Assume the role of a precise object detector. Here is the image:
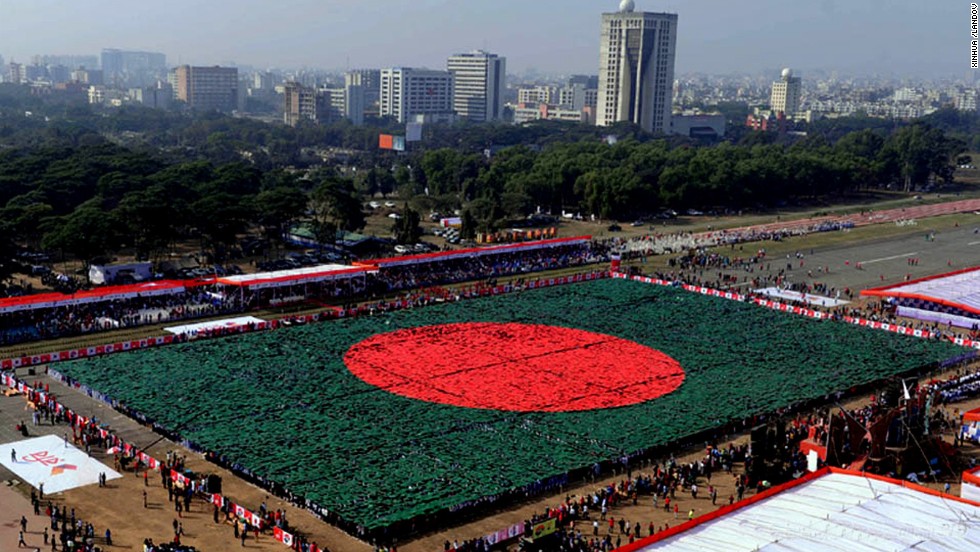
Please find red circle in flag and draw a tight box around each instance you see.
[344,322,685,412]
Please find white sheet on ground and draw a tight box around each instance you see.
[164,315,266,335]
[754,287,849,307]
[0,435,121,493]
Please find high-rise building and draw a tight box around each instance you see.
[174,65,238,112]
[101,49,167,87]
[283,81,321,126]
[380,68,454,124]
[344,69,380,126]
[321,87,346,122]
[596,1,677,133]
[770,68,801,117]
[446,50,506,122]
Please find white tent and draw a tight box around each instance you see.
[626,469,980,552]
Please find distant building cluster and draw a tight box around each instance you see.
[1,0,972,134]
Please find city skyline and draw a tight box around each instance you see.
[0,0,964,78]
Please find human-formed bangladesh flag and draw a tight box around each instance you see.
[55,278,963,530]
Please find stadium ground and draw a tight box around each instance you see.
[2,205,980,551]
[626,217,980,295]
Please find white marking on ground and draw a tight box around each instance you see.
[859,252,918,265]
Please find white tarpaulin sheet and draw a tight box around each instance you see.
[164,315,266,335]
[0,435,121,494]
[754,287,849,307]
[637,471,980,552]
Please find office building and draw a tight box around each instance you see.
[446,50,506,122]
[513,103,589,124]
[321,87,346,122]
[101,49,166,87]
[596,0,678,133]
[770,68,801,117]
[129,82,173,109]
[35,55,98,70]
[283,81,322,126]
[380,68,454,123]
[518,86,556,105]
[71,68,104,86]
[669,112,726,139]
[174,65,238,112]
[344,69,381,125]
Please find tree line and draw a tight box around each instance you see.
[0,83,967,279]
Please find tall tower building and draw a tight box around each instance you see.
[446,50,506,122]
[174,65,238,112]
[770,68,801,117]
[380,68,454,124]
[596,0,677,133]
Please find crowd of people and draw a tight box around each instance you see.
[19,493,112,552]
[0,243,602,348]
[0,290,235,346]
[447,432,813,552]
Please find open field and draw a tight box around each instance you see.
[52,277,962,535]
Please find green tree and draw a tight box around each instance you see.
[391,204,423,244]
[310,177,365,246]
[41,203,121,270]
[253,186,309,251]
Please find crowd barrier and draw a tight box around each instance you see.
[611,272,980,349]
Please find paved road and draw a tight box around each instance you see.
[705,224,980,299]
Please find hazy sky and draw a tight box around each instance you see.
[0,0,965,78]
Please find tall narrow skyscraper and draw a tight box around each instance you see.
[596,1,677,133]
[446,51,506,123]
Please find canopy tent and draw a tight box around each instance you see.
[620,468,980,552]
[358,236,592,269]
[0,280,199,314]
[963,466,980,503]
[962,407,980,444]
[214,264,375,290]
[862,266,980,318]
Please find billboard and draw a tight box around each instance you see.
[393,136,406,151]
[378,134,394,150]
[406,122,423,142]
